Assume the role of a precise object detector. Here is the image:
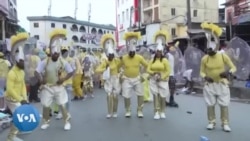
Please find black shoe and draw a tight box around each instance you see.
[33,98,41,103]
[169,101,179,107]
[79,96,84,100]
[72,96,79,101]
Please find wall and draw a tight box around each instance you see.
[116,0,134,46]
[159,0,219,24]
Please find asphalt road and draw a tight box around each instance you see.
[0,89,250,141]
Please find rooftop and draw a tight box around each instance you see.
[27,16,116,30]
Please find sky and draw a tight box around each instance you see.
[17,0,116,31]
[17,0,225,32]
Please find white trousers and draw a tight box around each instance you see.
[104,75,121,95]
[203,82,230,106]
[40,85,68,107]
[122,76,143,98]
[5,100,21,113]
[149,79,170,99]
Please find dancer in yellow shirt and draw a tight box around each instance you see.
[120,32,148,118]
[147,31,171,119]
[0,52,10,90]
[27,48,41,102]
[96,34,121,118]
[70,49,84,100]
[5,32,29,141]
[200,22,236,132]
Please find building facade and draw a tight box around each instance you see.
[0,0,18,41]
[27,16,116,46]
[223,0,250,25]
[116,0,140,47]
[141,0,219,40]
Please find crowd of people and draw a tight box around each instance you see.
[0,22,237,141]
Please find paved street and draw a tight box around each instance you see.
[1,89,250,141]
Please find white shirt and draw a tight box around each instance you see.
[36,59,73,74]
[167,53,175,76]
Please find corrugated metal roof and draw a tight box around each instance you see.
[27,16,116,30]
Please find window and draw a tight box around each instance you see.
[171,28,176,36]
[33,23,39,28]
[34,35,39,40]
[117,0,119,7]
[63,24,67,29]
[171,8,175,16]
[193,10,197,17]
[126,9,129,20]
[111,32,114,34]
[154,0,158,5]
[51,23,55,28]
[122,11,125,23]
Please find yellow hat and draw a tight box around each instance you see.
[61,46,69,51]
[0,52,4,57]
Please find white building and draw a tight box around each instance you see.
[116,0,140,47]
[27,16,116,46]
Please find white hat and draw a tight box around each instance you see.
[15,46,24,62]
[107,44,114,54]
[51,45,60,54]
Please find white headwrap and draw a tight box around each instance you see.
[107,44,115,54]
[51,45,60,54]
[15,46,24,62]
[209,42,216,50]
[156,42,164,51]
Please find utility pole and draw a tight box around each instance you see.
[74,0,78,19]
[138,0,141,30]
[48,0,52,16]
[186,0,192,28]
[88,3,91,44]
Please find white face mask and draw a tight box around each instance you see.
[15,46,24,62]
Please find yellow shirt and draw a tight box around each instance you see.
[28,55,41,77]
[96,58,121,75]
[147,58,171,80]
[5,66,27,102]
[0,59,9,78]
[200,53,236,82]
[62,57,73,85]
[121,54,148,78]
[74,58,83,75]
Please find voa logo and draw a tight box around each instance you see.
[16,114,37,123]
